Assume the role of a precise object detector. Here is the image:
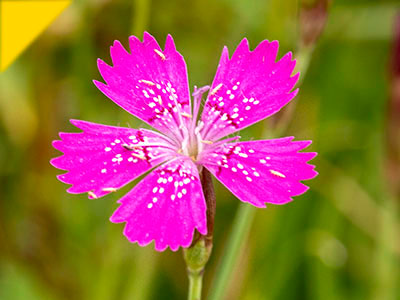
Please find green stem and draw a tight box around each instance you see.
[208,204,256,300]
[188,270,203,300]
[184,169,215,300]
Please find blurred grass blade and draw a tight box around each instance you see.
[208,204,255,300]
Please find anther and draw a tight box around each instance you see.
[181,112,192,119]
[270,170,286,178]
[102,187,118,192]
[154,49,166,60]
[88,191,98,199]
[139,79,155,86]
[210,83,223,95]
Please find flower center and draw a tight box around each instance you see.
[180,86,210,161]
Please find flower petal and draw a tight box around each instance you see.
[94,33,191,142]
[200,39,299,141]
[199,138,317,206]
[110,158,207,251]
[51,120,176,199]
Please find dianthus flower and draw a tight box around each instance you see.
[51,33,317,251]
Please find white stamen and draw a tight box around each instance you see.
[270,170,286,178]
[88,191,97,199]
[181,112,192,119]
[154,49,166,60]
[139,79,155,86]
[210,83,223,95]
[201,140,213,144]
[131,153,146,160]
[102,187,117,192]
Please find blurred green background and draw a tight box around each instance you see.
[1,0,400,299]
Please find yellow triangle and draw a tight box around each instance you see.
[0,0,71,71]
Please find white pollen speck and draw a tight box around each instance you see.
[245,106,251,110]
[157,178,163,184]
[237,163,244,169]
[111,143,115,146]
[233,107,239,112]
[168,176,173,182]
[171,194,176,201]
[248,149,255,153]
[243,170,249,175]
[231,113,239,119]
[266,156,271,160]
[153,197,158,203]
[174,181,179,188]
[178,192,183,198]
[229,94,235,99]
[232,167,237,172]
[147,203,153,209]
[182,188,187,195]
[246,176,253,182]
[243,98,249,103]
[101,169,107,173]
[149,102,156,108]
[162,179,167,184]
[249,98,254,103]
[153,187,158,193]
[239,153,248,158]
[232,85,238,90]
[115,139,121,143]
[105,147,111,152]
[112,158,117,162]
[253,171,260,177]
[260,159,266,164]
[253,100,260,105]
[227,90,231,94]
[159,187,165,194]
[179,182,184,187]
[183,178,190,184]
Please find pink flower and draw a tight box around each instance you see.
[51,33,317,251]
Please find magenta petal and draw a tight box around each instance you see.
[51,120,176,199]
[200,138,317,206]
[94,33,191,142]
[110,158,207,251]
[200,39,299,141]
